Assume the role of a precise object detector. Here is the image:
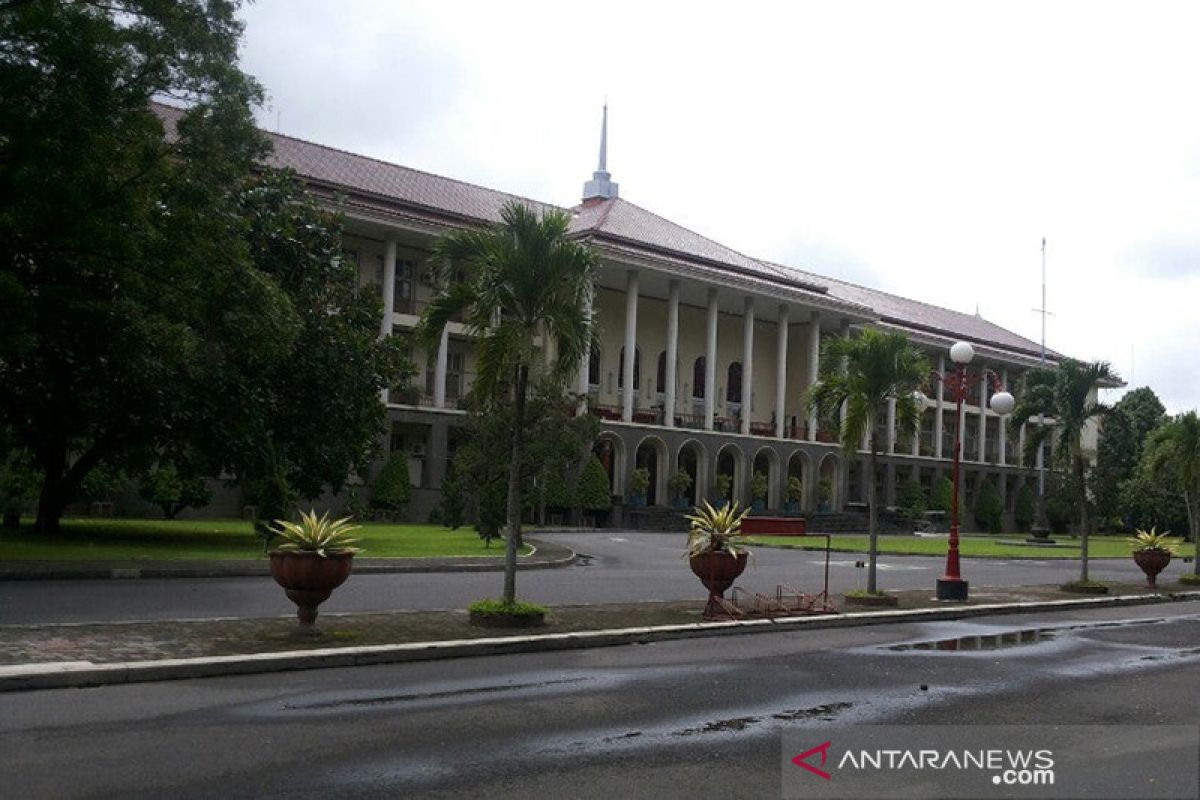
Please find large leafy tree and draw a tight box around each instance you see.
[806,329,928,593]
[418,202,596,604]
[0,2,406,533]
[1,1,266,532]
[1009,359,1115,583]
[1141,411,1200,578]
[1091,387,1166,527]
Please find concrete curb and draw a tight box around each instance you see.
[0,539,576,581]
[2,590,1197,693]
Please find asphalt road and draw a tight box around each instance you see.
[0,531,1171,625]
[2,600,1198,799]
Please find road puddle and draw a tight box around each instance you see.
[888,628,1057,651]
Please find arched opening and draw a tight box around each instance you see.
[751,447,780,510]
[633,436,668,506]
[587,343,601,389]
[618,347,641,390]
[592,433,625,500]
[692,356,706,399]
[726,362,743,404]
[817,453,841,512]
[786,450,810,511]
[714,443,746,505]
[677,440,706,507]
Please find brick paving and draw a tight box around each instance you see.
[1,581,1187,667]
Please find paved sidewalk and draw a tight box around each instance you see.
[0,538,575,580]
[2,581,1192,667]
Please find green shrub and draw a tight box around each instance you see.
[1046,492,1074,534]
[139,463,212,520]
[930,477,953,513]
[786,476,804,504]
[896,479,926,522]
[714,473,733,501]
[1014,485,1036,532]
[668,468,693,499]
[973,480,1003,533]
[371,452,412,513]
[750,471,769,502]
[630,466,651,496]
[543,459,573,509]
[441,460,465,529]
[577,456,612,511]
[468,598,546,617]
[475,477,507,546]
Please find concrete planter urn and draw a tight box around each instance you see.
[270,551,354,628]
[688,551,749,598]
[1133,550,1171,587]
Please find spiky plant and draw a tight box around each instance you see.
[1010,359,1115,583]
[269,509,361,556]
[417,202,597,604]
[1126,527,1181,554]
[684,500,752,558]
[805,329,929,593]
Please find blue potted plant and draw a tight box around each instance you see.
[784,476,803,513]
[629,467,650,507]
[669,468,693,509]
[750,471,768,513]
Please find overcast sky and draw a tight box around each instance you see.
[238,0,1199,413]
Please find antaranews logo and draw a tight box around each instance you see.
[791,740,1054,785]
[791,741,833,780]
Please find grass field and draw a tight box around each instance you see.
[744,533,1187,560]
[0,518,529,561]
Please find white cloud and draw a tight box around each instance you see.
[238,0,1200,412]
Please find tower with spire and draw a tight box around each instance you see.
[582,103,618,201]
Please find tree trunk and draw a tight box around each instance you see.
[1186,488,1199,578]
[503,364,529,604]
[33,438,113,535]
[867,441,879,594]
[1075,451,1090,583]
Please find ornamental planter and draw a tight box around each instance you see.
[689,551,748,598]
[1133,550,1172,587]
[269,551,354,629]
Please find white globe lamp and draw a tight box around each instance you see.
[949,341,974,365]
[990,391,1015,416]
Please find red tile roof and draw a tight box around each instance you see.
[152,101,1057,361]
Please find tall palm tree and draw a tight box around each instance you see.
[1143,410,1200,578]
[806,329,928,594]
[1009,359,1114,583]
[418,202,597,603]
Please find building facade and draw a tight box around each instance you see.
[226,106,1094,527]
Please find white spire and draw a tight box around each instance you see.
[583,103,618,201]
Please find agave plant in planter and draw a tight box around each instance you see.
[268,510,362,629]
[1128,527,1181,587]
[685,501,751,615]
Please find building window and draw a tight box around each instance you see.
[618,347,640,391]
[588,343,601,388]
[692,357,706,399]
[656,351,668,395]
[389,423,405,453]
[726,362,743,404]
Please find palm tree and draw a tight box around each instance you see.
[806,329,928,594]
[1009,359,1114,583]
[417,202,597,604]
[1142,411,1200,578]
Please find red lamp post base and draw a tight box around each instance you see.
[936,577,969,602]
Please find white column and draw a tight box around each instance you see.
[998,369,1009,465]
[1018,423,1027,467]
[886,397,897,454]
[740,296,755,435]
[664,280,680,428]
[774,304,789,438]
[807,314,821,441]
[934,354,945,459]
[977,370,988,462]
[576,282,594,414]
[379,238,397,403]
[380,238,396,338]
[911,405,921,457]
[705,288,718,431]
[839,319,851,435]
[622,270,639,423]
[433,325,449,408]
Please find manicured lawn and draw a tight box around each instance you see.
[745,533,1159,560]
[0,518,529,561]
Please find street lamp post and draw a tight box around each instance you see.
[930,341,1014,602]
